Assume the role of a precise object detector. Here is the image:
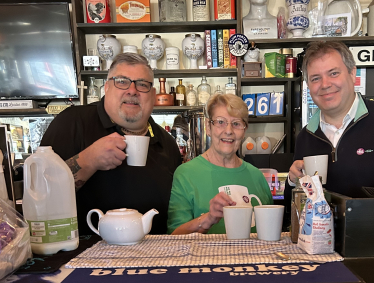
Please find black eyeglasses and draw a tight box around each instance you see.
[108,76,153,93]
[210,117,247,130]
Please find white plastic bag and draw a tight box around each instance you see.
[298,175,334,254]
[0,198,32,280]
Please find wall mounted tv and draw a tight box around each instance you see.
[0,3,78,100]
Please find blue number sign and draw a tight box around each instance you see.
[242,93,256,116]
[269,91,284,116]
[256,92,270,116]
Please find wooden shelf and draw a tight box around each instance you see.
[0,108,48,116]
[248,116,287,123]
[252,36,374,49]
[152,106,203,114]
[76,20,237,34]
[80,69,237,78]
[241,77,300,86]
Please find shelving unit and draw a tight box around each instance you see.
[69,0,371,171]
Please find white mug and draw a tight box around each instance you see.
[125,135,150,166]
[254,205,284,241]
[303,154,328,184]
[223,206,252,240]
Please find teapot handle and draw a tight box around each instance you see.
[87,209,104,236]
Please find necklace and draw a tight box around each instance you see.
[205,151,241,168]
[121,123,149,136]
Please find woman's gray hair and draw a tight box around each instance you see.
[302,41,356,82]
[205,93,248,128]
[107,53,153,79]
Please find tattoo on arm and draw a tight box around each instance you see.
[66,154,86,189]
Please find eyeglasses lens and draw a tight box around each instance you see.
[114,78,151,92]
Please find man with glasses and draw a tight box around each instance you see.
[41,53,181,235]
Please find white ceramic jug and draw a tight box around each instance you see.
[142,34,165,70]
[182,34,204,69]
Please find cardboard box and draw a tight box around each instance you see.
[325,190,374,257]
[116,0,150,23]
[264,52,286,78]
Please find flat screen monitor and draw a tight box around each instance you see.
[0,3,78,100]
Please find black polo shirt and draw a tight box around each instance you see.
[40,97,181,235]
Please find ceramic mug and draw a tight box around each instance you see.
[223,206,252,240]
[254,205,284,241]
[303,154,328,184]
[125,135,150,166]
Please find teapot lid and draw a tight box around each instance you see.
[106,208,139,215]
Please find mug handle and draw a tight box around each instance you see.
[248,194,262,227]
[86,209,104,236]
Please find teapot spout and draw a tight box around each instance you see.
[142,209,159,235]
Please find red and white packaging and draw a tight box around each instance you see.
[86,0,111,23]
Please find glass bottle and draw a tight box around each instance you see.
[158,0,187,22]
[197,76,211,105]
[175,127,187,160]
[290,180,307,243]
[184,138,194,163]
[176,79,186,106]
[100,79,107,99]
[193,0,210,21]
[87,77,99,104]
[186,84,197,106]
[214,85,224,95]
[225,77,236,95]
[155,78,174,106]
[170,86,176,106]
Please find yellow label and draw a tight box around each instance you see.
[46,105,71,115]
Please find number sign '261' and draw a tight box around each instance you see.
[242,92,284,117]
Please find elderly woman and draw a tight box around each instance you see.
[167,93,273,235]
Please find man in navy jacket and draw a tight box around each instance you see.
[284,41,374,224]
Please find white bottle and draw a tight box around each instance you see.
[256,136,272,154]
[242,137,257,156]
[23,146,79,255]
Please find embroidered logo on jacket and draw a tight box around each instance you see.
[357,148,374,155]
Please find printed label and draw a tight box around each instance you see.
[119,1,146,20]
[28,217,78,244]
[176,93,184,101]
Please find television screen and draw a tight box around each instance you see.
[0,3,78,100]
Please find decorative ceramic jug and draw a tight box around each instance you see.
[142,34,165,70]
[97,34,121,70]
[244,41,260,62]
[286,0,310,38]
[182,34,204,69]
[87,208,159,245]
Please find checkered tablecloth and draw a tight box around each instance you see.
[65,233,343,269]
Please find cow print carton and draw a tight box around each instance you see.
[298,175,334,255]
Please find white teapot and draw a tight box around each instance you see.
[87,208,158,245]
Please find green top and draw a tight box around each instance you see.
[167,155,273,234]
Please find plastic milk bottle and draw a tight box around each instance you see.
[242,137,257,156]
[256,136,271,154]
[23,146,79,255]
